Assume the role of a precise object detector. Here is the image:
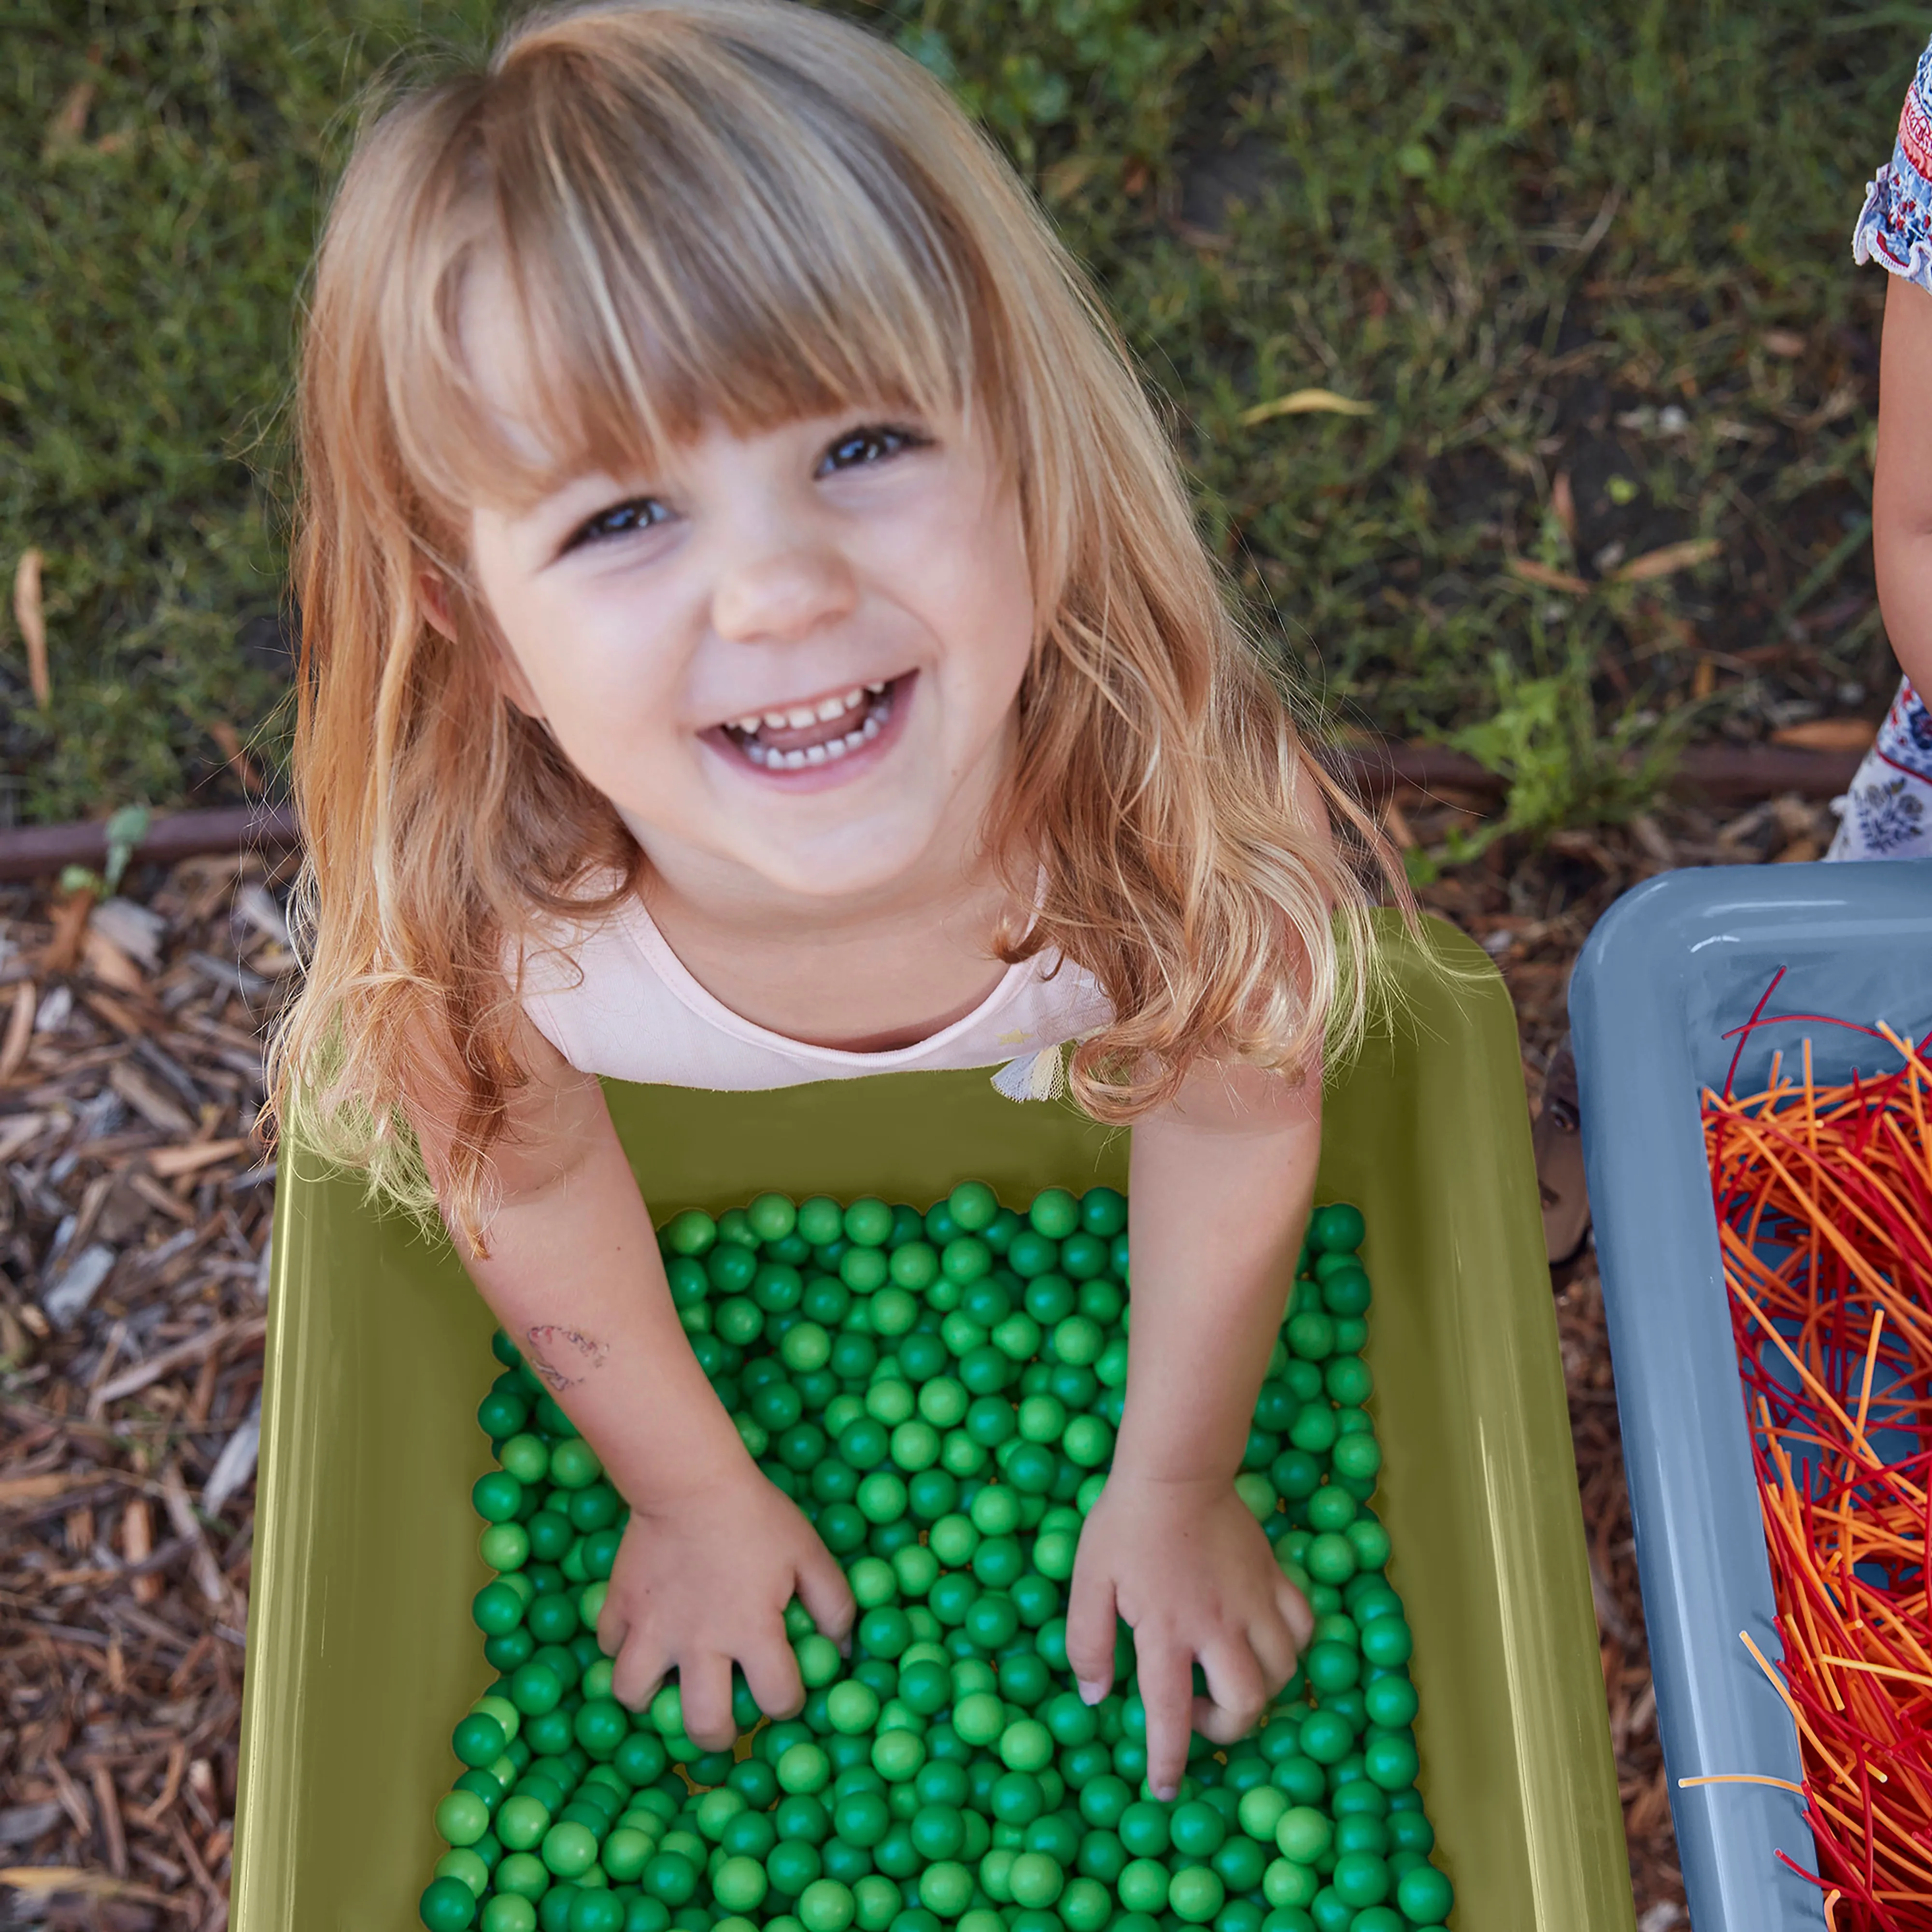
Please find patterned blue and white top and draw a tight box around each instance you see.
[1832,33,1932,861]
[1854,33,1932,295]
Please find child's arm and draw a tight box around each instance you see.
[1063,1051,1319,1800]
[1875,276,1932,698]
[416,1011,854,1747]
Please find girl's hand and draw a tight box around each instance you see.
[1065,1473,1313,1800]
[596,1462,855,1749]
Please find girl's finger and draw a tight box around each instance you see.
[611,1634,669,1714]
[742,1626,808,1725]
[1248,1607,1303,1695]
[596,1598,631,1662]
[1193,1636,1269,1744]
[1134,1635,1195,1802]
[678,1650,738,1752]
[1278,1574,1315,1651]
[1062,1563,1119,1705]
[796,1537,858,1648]
[1190,1694,1257,1746]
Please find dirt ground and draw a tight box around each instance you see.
[0,788,1847,1929]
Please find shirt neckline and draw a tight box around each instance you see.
[613,894,1038,1066]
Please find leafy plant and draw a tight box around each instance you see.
[58,802,153,900]
[1421,647,1685,874]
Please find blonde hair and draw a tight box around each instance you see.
[269,0,1410,1247]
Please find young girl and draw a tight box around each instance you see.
[271,0,1401,1804]
[1832,31,1932,859]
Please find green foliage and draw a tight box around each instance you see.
[1437,644,1683,869]
[0,0,1915,832]
[1,0,377,823]
[58,803,153,900]
[885,0,1207,170]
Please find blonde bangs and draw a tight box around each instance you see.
[379,1,1005,532]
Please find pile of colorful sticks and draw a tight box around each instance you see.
[1703,983,1932,1931]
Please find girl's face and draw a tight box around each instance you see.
[457,267,1037,909]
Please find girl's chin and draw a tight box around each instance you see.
[683,785,944,898]
[734,826,943,903]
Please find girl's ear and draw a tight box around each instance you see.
[417,568,548,722]
[418,568,458,641]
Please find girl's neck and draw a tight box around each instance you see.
[635,844,1029,1054]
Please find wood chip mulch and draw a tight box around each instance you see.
[0,852,297,1932]
[0,789,1849,1930]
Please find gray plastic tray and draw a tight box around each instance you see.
[1569,859,1932,1931]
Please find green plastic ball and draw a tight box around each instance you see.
[1329,1850,1390,1908]
[452,1716,510,1770]
[1007,1851,1065,1908]
[1396,1862,1453,1923]
[435,1790,491,1848]
[1169,1802,1225,1860]
[844,1198,895,1248]
[662,1208,718,1255]
[639,1849,698,1904]
[1362,1732,1421,1792]
[1117,1859,1170,1913]
[1167,1866,1225,1924]
[1307,1203,1364,1253]
[1263,1858,1319,1911]
[947,1181,999,1232]
[1027,1189,1080,1240]
[420,1875,479,1930]
[915,1860,973,1917]
[997,1719,1053,1773]
[539,1822,598,1879]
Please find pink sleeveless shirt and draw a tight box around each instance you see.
[519,892,1115,1103]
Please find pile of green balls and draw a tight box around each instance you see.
[419,1183,1456,1932]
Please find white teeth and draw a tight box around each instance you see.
[734,685,892,770]
[734,688,873,737]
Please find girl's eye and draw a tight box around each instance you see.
[566,496,670,551]
[819,424,927,475]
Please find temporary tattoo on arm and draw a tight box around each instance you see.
[525,1324,609,1392]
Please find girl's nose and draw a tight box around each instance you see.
[710,537,858,646]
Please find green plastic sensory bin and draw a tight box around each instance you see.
[231,918,1632,1931]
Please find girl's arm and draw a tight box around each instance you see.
[414,1011,853,1747]
[1875,276,1932,697]
[1063,1051,1319,1800]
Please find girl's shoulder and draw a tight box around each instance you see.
[1853,32,1932,292]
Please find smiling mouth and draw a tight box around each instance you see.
[718,676,907,771]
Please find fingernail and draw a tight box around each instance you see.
[1155,1783,1178,1803]
[1077,1678,1106,1705]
